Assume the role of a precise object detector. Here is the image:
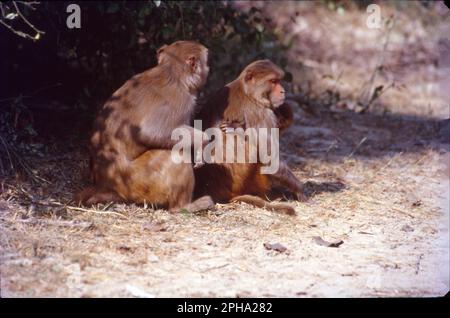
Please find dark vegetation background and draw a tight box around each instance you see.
[0,0,288,178]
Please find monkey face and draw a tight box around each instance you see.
[184,49,209,90]
[266,77,285,108]
[241,60,285,109]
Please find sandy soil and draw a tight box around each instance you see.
[0,1,449,297]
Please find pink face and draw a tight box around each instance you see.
[268,78,285,108]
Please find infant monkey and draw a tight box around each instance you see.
[194,60,307,215]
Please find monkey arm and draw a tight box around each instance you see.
[219,118,246,133]
[137,124,208,150]
[269,160,307,202]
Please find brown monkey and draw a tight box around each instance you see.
[76,41,213,212]
[194,60,306,215]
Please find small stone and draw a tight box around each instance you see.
[401,225,414,232]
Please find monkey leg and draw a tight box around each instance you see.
[231,195,296,216]
[169,195,214,213]
[113,150,213,212]
[75,186,122,206]
[269,161,307,202]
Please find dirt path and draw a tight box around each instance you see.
[1,2,449,297]
[1,110,448,297]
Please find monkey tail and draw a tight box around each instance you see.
[74,186,96,205]
[230,195,296,216]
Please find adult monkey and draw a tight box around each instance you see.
[76,41,213,212]
[194,60,306,215]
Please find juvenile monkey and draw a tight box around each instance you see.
[194,60,306,215]
[76,41,213,212]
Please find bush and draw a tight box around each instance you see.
[1,1,288,110]
[0,1,288,177]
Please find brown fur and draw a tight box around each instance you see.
[76,41,213,212]
[194,60,305,215]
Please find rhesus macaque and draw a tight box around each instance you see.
[76,41,213,212]
[194,60,306,215]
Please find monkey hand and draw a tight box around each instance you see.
[220,118,245,134]
[193,161,205,169]
[193,148,205,169]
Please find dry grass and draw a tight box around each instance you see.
[1,1,449,297]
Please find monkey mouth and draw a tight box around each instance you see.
[270,99,285,109]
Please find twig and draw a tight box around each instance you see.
[332,70,343,92]
[375,151,403,173]
[15,1,40,10]
[360,197,415,219]
[0,130,51,184]
[0,95,31,104]
[12,1,45,34]
[0,151,4,174]
[9,145,51,184]
[66,205,128,219]
[0,1,44,41]
[358,14,397,111]
[9,189,127,219]
[178,3,186,39]
[31,83,62,96]
[200,263,230,273]
[0,135,14,172]
[347,136,367,159]
[0,19,37,41]
[415,254,423,274]
[391,207,415,219]
[0,83,62,104]
[101,202,114,211]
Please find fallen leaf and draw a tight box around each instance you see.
[313,236,344,248]
[126,285,155,298]
[142,221,168,232]
[263,242,288,253]
[401,224,414,232]
[358,231,374,235]
[117,245,133,253]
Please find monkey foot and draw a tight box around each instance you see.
[295,192,308,202]
[172,195,215,213]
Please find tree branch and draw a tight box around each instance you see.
[12,1,44,34]
[0,1,44,41]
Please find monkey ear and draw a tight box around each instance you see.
[244,70,254,82]
[157,44,168,63]
[186,55,197,72]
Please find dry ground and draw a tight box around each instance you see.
[1,1,449,297]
